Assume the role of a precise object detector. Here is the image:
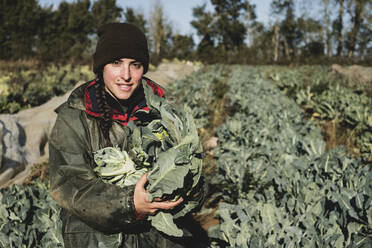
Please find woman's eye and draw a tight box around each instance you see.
[112,60,121,65]
[131,63,142,69]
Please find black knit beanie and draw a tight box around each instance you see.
[93,23,149,74]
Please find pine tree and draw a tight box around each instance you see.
[123,7,147,36]
[92,0,122,31]
[0,0,41,59]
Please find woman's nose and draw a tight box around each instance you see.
[120,64,131,82]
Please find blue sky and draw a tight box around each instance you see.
[38,0,272,36]
[118,0,272,35]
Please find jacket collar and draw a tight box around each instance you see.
[67,77,164,126]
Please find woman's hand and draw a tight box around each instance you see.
[133,174,183,219]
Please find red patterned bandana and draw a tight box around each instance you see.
[84,77,164,126]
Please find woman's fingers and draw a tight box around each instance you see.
[136,173,147,190]
[150,197,183,210]
[134,174,151,216]
[136,197,184,216]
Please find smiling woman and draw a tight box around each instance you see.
[48,23,208,248]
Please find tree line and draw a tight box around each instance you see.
[0,0,371,66]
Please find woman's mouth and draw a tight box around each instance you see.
[117,84,132,91]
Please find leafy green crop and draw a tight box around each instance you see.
[264,65,372,164]
[168,65,230,129]
[93,80,204,237]
[170,65,371,247]
[0,64,94,113]
[93,147,146,187]
[0,181,63,247]
[208,66,371,247]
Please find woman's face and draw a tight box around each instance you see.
[103,58,144,100]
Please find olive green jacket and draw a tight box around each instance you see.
[49,80,208,248]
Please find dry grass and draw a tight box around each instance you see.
[23,162,50,185]
[320,118,360,157]
[193,209,219,231]
[0,59,41,71]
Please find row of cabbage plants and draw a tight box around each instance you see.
[171,65,371,247]
[264,65,371,165]
[0,180,63,247]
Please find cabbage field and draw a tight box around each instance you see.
[0,65,371,247]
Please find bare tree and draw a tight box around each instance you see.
[245,1,257,47]
[322,0,332,56]
[272,22,280,62]
[348,0,367,58]
[149,0,172,63]
[336,0,344,56]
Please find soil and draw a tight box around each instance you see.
[193,209,220,231]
